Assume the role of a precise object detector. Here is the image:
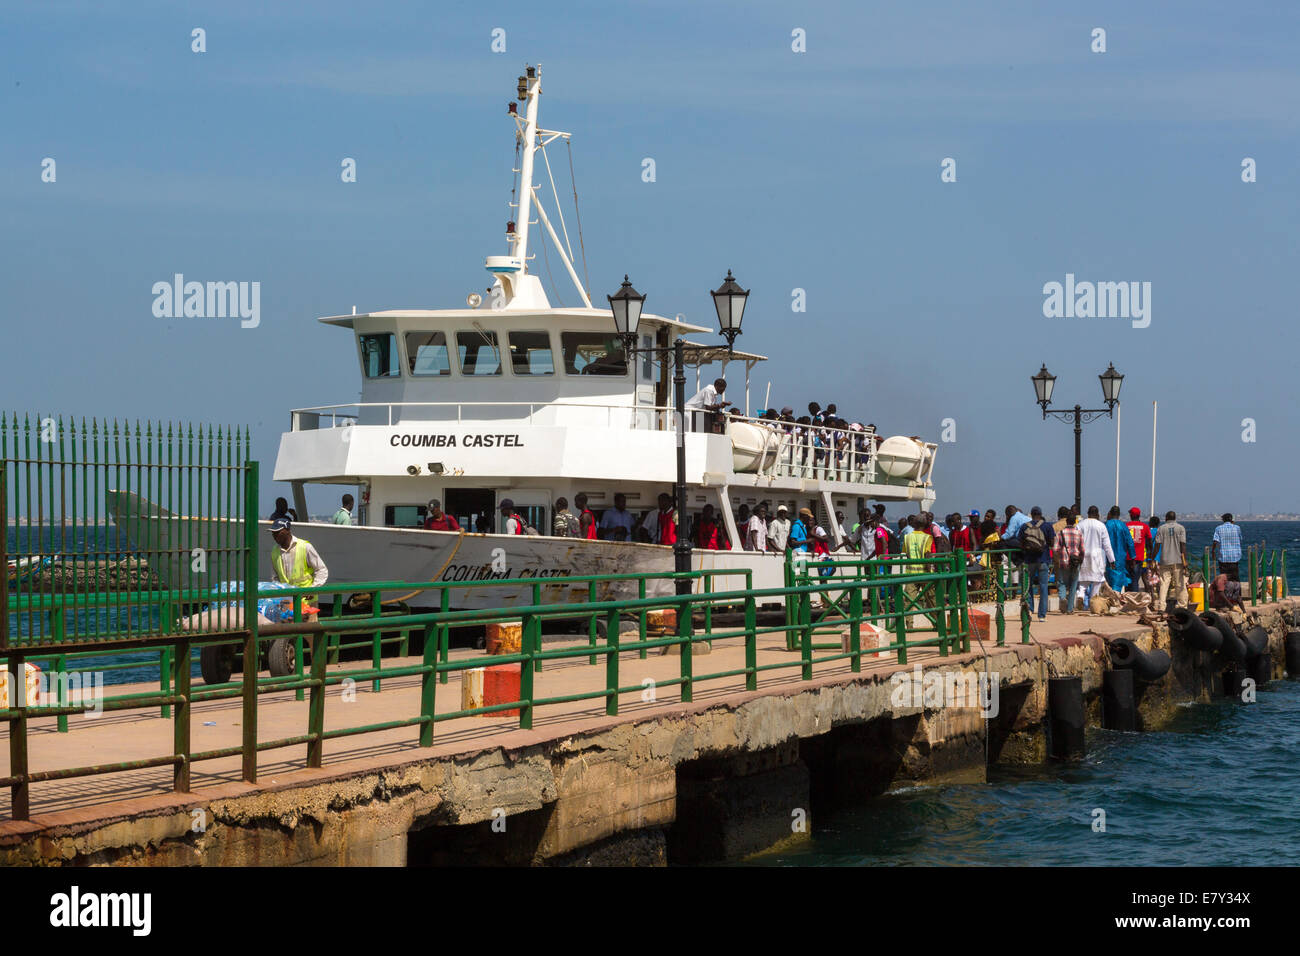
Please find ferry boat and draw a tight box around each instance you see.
[111,65,938,608]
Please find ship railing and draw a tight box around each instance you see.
[290,402,685,433]
[723,414,883,485]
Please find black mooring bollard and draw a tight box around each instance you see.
[1101,668,1137,731]
[1286,631,1300,677]
[1047,676,1086,760]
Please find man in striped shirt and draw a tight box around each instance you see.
[1212,513,1243,581]
[1054,514,1084,614]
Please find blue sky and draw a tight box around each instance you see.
[3,0,1297,515]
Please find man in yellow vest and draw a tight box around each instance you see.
[269,518,329,621]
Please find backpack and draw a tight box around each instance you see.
[1019,520,1047,558]
[932,532,952,553]
[553,511,579,537]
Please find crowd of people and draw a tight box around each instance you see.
[683,380,885,477]
[539,490,1246,620]
[289,492,1248,623]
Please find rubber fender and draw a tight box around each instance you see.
[1249,650,1271,687]
[1101,668,1137,731]
[1199,610,1238,648]
[1109,637,1172,682]
[1242,625,1269,660]
[1284,631,1300,677]
[1217,626,1247,663]
[1171,608,1222,652]
[1047,676,1086,760]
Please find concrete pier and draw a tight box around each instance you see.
[1,598,1295,866]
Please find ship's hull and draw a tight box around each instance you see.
[105,490,786,609]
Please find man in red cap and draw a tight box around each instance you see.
[1124,506,1153,593]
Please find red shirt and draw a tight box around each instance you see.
[580,509,597,540]
[423,514,460,532]
[696,520,720,550]
[658,508,678,546]
[1126,520,1152,561]
[949,526,974,551]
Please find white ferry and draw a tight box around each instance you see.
[113,66,938,608]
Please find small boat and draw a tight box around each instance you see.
[5,555,52,590]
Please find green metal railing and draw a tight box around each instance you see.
[1,552,966,820]
[1197,545,1288,607]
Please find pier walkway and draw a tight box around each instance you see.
[1,604,1149,822]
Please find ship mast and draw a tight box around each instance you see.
[485,65,591,310]
[512,66,541,275]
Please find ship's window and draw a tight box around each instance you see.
[640,334,653,379]
[507,331,555,376]
[359,333,400,378]
[405,331,451,376]
[456,330,503,376]
[384,504,426,528]
[561,332,628,376]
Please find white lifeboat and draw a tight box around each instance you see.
[875,436,931,482]
[730,421,782,473]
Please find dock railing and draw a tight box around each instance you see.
[2,555,968,821]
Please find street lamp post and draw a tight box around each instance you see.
[1032,363,1124,514]
[609,272,749,595]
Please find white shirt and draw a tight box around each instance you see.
[852,522,876,557]
[1078,517,1116,583]
[745,515,768,552]
[686,383,720,410]
[768,516,791,551]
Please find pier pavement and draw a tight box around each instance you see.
[2,599,1293,865]
[2,604,1149,819]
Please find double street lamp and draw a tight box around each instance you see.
[1032,362,1124,514]
[609,271,750,594]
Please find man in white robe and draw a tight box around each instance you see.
[1077,506,1115,610]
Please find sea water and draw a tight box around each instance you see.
[741,520,1300,867]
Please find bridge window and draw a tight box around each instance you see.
[406,331,451,376]
[508,330,555,376]
[359,333,400,378]
[456,330,503,376]
[561,332,627,376]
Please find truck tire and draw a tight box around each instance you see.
[200,644,235,685]
[267,637,296,677]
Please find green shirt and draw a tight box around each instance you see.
[331,508,352,525]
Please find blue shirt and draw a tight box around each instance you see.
[1213,522,1242,563]
[1107,518,1135,562]
[1001,511,1029,541]
[788,519,809,552]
